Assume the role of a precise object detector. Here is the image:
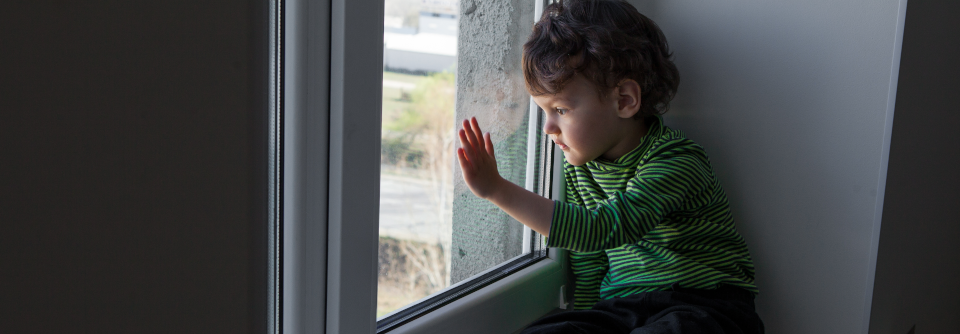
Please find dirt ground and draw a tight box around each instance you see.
[377,236,449,318]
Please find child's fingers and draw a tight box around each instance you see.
[464,118,485,160]
[456,147,471,172]
[484,132,496,157]
[469,117,485,154]
[458,129,474,161]
[462,119,479,149]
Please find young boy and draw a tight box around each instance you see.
[456,0,763,333]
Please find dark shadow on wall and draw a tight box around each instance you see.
[869,1,960,333]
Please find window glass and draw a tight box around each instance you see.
[449,0,538,282]
[377,0,540,319]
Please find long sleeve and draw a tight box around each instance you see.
[547,118,758,308]
[547,137,713,252]
[559,162,609,309]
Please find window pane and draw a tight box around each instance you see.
[450,0,538,282]
[377,0,538,319]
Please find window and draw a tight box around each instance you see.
[281,0,568,333]
[377,0,545,319]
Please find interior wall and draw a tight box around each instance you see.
[0,1,270,332]
[626,1,904,333]
[869,1,960,333]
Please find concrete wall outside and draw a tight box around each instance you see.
[628,1,903,333]
[869,1,960,333]
[450,0,536,283]
[0,1,270,332]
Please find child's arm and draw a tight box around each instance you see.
[456,117,555,236]
[550,137,713,252]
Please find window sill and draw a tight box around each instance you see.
[389,250,566,334]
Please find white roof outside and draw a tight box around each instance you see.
[384,32,457,57]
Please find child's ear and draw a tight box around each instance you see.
[615,79,641,119]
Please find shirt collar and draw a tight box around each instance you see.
[587,115,664,171]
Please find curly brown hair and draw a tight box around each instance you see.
[522,0,680,118]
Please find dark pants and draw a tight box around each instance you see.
[521,285,764,334]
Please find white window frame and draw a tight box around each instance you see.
[280,0,569,333]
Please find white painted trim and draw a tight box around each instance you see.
[523,99,540,254]
[522,0,549,256]
[282,0,331,333]
[389,258,566,334]
[860,0,908,333]
[268,0,281,332]
[327,0,384,332]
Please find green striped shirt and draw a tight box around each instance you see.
[548,116,758,309]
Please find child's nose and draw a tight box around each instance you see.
[543,118,559,135]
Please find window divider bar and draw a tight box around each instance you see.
[326,0,383,333]
[524,0,551,262]
[268,0,282,332]
[281,0,332,333]
[523,99,541,254]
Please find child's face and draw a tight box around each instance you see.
[532,74,644,166]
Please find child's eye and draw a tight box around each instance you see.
[555,108,568,115]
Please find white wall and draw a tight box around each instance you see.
[0,1,272,332]
[627,1,905,333]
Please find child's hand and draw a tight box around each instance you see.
[456,117,554,236]
[456,117,505,200]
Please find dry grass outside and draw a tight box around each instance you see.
[377,236,449,318]
[378,70,454,318]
